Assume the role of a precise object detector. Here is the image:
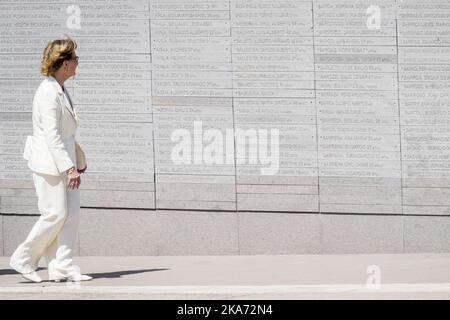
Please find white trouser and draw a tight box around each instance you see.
[10,172,80,278]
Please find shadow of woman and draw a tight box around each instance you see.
[0,267,170,282]
[86,268,170,280]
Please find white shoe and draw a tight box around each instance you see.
[21,271,42,283]
[9,260,42,283]
[51,274,93,282]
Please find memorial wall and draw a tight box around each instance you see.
[1,0,449,255]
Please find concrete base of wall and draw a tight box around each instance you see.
[1,209,450,256]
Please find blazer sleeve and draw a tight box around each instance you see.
[38,91,75,173]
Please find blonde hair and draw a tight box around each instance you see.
[40,37,77,76]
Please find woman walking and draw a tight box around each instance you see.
[9,38,92,283]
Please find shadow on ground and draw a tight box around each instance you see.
[1,267,170,283]
[88,268,170,280]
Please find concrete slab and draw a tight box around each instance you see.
[79,209,158,256]
[0,215,3,256]
[157,210,239,255]
[404,216,450,253]
[238,212,321,254]
[321,214,403,254]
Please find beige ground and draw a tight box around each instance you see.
[0,253,449,299]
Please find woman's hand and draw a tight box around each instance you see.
[78,166,87,174]
[66,167,81,189]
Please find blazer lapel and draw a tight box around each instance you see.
[62,88,78,123]
[48,76,78,123]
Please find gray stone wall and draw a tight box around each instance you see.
[1,0,450,255]
[3,209,450,255]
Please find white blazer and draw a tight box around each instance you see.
[24,76,79,176]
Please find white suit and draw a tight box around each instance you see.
[10,76,83,280]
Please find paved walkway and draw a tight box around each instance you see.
[0,253,449,299]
